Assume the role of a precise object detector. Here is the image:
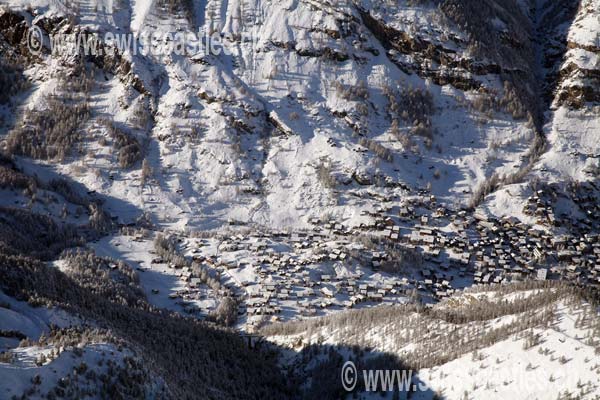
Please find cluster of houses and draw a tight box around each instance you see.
[213,235,414,329]
[523,182,600,230]
[143,181,599,327]
[361,185,600,296]
[235,183,599,327]
[523,189,558,225]
[242,278,400,317]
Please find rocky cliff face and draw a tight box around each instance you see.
[546,0,600,108]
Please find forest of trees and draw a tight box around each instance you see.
[0,154,287,398]
[0,236,292,399]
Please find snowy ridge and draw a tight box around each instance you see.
[263,283,600,399]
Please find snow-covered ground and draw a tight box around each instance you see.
[4,0,586,231]
[0,341,165,399]
[0,291,79,352]
[0,1,598,397]
[0,289,166,399]
[265,285,600,400]
[90,234,221,315]
[417,302,600,399]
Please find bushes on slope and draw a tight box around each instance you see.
[5,67,93,161]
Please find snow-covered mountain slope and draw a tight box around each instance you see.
[0,0,596,231]
[1,332,169,399]
[0,290,169,399]
[536,0,600,186]
[263,282,600,399]
[0,1,599,398]
[0,243,292,399]
[0,291,78,352]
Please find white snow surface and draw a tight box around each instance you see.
[5,0,596,231]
